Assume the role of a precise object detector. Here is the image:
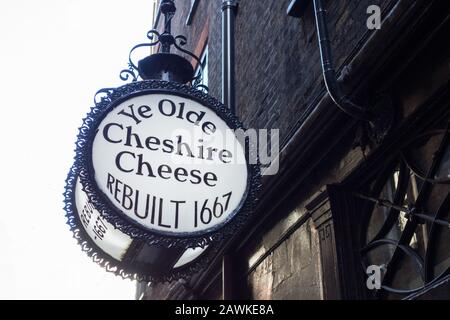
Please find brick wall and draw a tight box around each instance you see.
[143,0,450,300]
[234,0,392,144]
[147,0,392,300]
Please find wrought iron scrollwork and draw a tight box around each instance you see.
[119,64,138,83]
[173,35,208,92]
[94,88,115,104]
[116,0,208,92]
[118,30,162,83]
[356,126,450,297]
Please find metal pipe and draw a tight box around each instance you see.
[222,0,238,114]
[353,192,450,228]
[313,0,372,121]
[160,0,176,53]
[222,255,234,299]
[221,1,238,298]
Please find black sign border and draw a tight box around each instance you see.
[74,80,261,249]
[63,164,219,283]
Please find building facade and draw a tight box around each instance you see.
[137,0,450,300]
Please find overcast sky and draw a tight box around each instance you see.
[0,0,155,299]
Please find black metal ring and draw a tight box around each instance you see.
[73,80,261,249]
[400,129,450,184]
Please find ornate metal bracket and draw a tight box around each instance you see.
[118,0,208,92]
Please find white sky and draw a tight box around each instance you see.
[0,0,156,299]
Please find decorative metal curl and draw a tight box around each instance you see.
[119,66,138,83]
[94,88,115,104]
[117,27,208,92]
[173,35,208,91]
[117,30,161,83]
[193,84,209,93]
[117,30,209,92]
[147,29,162,45]
[400,129,450,184]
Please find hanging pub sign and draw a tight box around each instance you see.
[74,80,260,249]
[64,81,259,281]
[63,0,260,282]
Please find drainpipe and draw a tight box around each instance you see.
[221,0,238,300]
[313,0,372,122]
[222,0,238,114]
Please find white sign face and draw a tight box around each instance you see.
[91,93,248,235]
[173,246,208,269]
[75,177,133,261]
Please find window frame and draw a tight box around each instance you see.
[186,0,200,25]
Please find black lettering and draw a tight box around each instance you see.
[186,109,205,126]
[204,172,218,187]
[145,136,160,151]
[174,167,188,182]
[134,191,149,220]
[194,201,198,228]
[106,173,115,194]
[206,147,218,161]
[197,140,205,160]
[190,169,202,185]
[103,123,123,143]
[114,179,123,204]
[150,196,156,225]
[136,153,156,177]
[122,183,133,210]
[219,150,232,163]
[162,139,174,153]
[138,105,152,119]
[133,189,141,218]
[171,200,185,229]
[125,126,143,148]
[157,198,170,228]
[158,165,172,179]
[202,122,216,135]
[118,104,141,124]
[115,151,135,173]
[176,102,185,119]
[175,135,194,157]
[158,99,176,117]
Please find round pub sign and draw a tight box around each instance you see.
[73,80,260,248]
